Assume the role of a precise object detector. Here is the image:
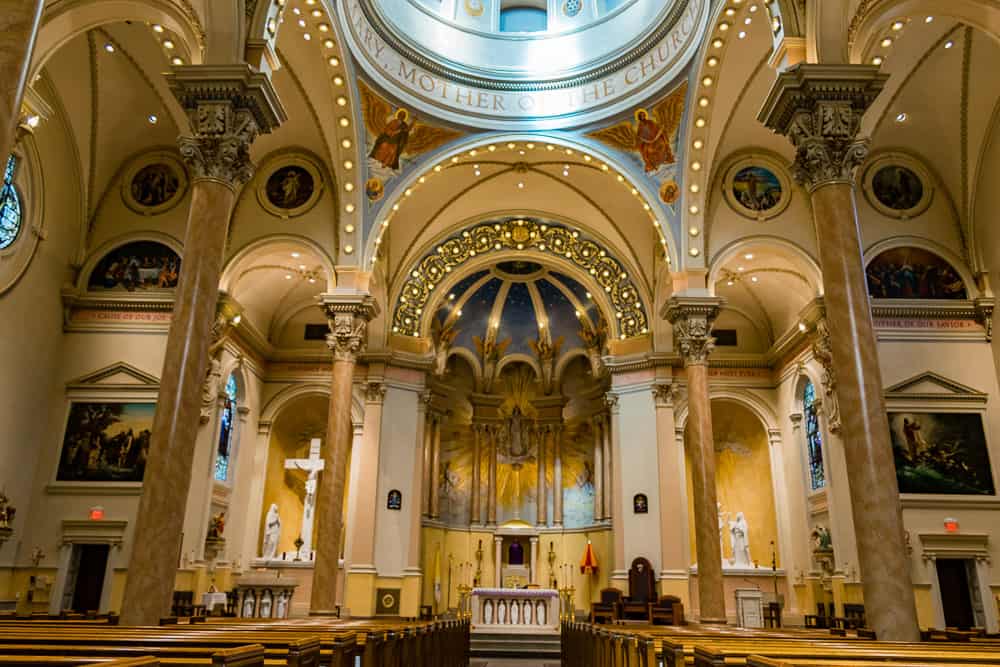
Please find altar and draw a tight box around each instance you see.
[471,588,559,634]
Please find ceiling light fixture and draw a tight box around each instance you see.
[152,24,164,33]
[104,43,115,53]
[895,112,908,122]
[171,57,184,65]
[945,40,954,49]
[872,56,884,65]
[147,114,158,124]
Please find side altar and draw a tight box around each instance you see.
[471,588,559,634]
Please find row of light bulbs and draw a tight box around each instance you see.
[369,142,673,269]
[869,15,939,67]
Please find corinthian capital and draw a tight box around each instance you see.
[321,294,380,363]
[758,64,887,191]
[662,296,724,367]
[166,65,286,189]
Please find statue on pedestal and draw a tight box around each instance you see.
[261,504,281,560]
[729,512,751,568]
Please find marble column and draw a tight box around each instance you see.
[592,416,604,523]
[471,424,482,525]
[0,0,43,167]
[601,409,613,521]
[536,426,547,527]
[429,413,442,520]
[120,67,284,626]
[494,535,503,586]
[421,403,433,517]
[310,294,379,616]
[487,426,498,525]
[664,296,726,624]
[552,425,563,526]
[760,64,920,642]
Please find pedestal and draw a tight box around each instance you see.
[735,588,764,628]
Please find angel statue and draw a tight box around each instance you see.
[431,315,459,378]
[360,81,462,173]
[587,81,688,173]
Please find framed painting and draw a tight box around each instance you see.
[865,246,967,300]
[87,240,181,292]
[56,402,155,482]
[888,412,995,495]
[721,155,792,221]
[862,152,934,219]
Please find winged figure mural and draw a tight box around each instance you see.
[359,80,463,173]
[587,81,688,173]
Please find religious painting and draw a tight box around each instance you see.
[87,240,181,291]
[586,81,687,206]
[257,157,323,218]
[865,247,967,299]
[360,80,463,202]
[265,165,314,210]
[872,165,923,211]
[633,493,648,514]
[888,412,995,495]
[722,157,791,221]
[387,489,402,510]
[56,402,154,482]
[122,154,187,214]
[130,163,182,208]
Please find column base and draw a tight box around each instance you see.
[699,617,728,625]
[309,609,340,617]
[345,571,377,617]
[400,568,423,619]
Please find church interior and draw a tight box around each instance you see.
[2,0,1000,663]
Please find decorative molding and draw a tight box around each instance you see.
[759,64,888,192]
[918,532,990,563]
[652,382,680,408]
[321,293,380,363]
[902,496,1000,511]
[884,371,988,402]
[66,362,160,390]
[60,519,128,547]
[46,484,142,496]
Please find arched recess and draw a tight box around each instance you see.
[708,236,823,296]
[259,382,365,428]
[362,133,680,272]
[390,219,652,341]
[31,0,205,81]
[862,235,980,298]
[74,230,184,292]
[221,234,337,292]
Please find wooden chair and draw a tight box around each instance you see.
[171,591,194,617]
[620,557,656,622]
[843,603,866,630]
[650,595,685,625]
[763,602,781,628]
[591,588,622,624]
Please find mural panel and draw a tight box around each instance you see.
[87,241,181,291]
[865,247,966,299]
[888,412,995,495]
[56,402,154,482]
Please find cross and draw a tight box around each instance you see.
[284,438,325,560]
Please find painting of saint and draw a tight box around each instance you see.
[130,163,181,208]
[57,402,154,482]
[888,412,995,495]
[865,247,967,299]
[873,165,924,211]
[587,81,687,175]
[265,165,314,210]
[732,166,782,212]
[87,241,181,291]
[360,80,463,200]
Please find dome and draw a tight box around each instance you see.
[339,0,709,128]
[433,260,604,362]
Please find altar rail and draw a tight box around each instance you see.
[471,588,559,634]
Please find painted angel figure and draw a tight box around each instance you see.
[587,82,687,173]
[360,81,462,173]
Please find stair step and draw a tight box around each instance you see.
[470,631,561,658]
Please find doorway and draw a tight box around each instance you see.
[936,558,976,628]
[63,544,110,613]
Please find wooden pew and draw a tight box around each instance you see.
[692,642,1000,667]
[747,657,1000,667]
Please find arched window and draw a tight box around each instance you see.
[0,155,22,250]
[803,380,825,491]
[215,373,238,482]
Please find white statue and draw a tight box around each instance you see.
[284,438,324,559]
[261,503,281,560]
[276,593,289,619]
[729,511,751,568]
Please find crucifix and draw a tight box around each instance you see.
[284,438,325,560]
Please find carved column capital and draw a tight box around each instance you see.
[604,392,620,414]
[662,296,725,367]
[363,381,387,404]
[166,65,286,189]
[320,294,379,363]
[652,382,680,408]
[758,64,887,192]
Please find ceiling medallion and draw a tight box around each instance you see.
[121,152,188,216]
[392,218,648,339]
[861,152,933,220]
[721,154,792,222]
[256,155,324,219]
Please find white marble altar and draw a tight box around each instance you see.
[233,573,298,619]
[471,588,559,634]
[735,588,764,628]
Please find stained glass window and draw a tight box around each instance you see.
[804,380,825,491]
[0,156,22,250]
[215,374,238,482]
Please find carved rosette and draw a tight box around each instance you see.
[321,295,379,363]
[811,318,842,434]
[166,65,286,190]
[662,296,724,367]
[758,64,888,192]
